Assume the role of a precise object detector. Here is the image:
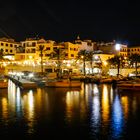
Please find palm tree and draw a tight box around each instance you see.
[86,51,94,74]
[38,45,45,75]
[77,50,90,76]
[107,55,123,77]
[50,48,65,79]
[129,54,140,77]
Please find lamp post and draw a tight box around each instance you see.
[115,43,121,77]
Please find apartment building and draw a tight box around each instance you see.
[119,45,140,57]
[0,37,20,60]
[127,46,140,56]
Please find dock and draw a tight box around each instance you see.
[7,76,37,89]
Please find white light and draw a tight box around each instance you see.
[115,44,121,51]
[29,73,34,78]
[67,63,71,67]
[94,55,98,60]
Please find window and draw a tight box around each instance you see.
[6,49,8,52]
[32,42,36,46]
[10,50,13,53]
[46,47,50,50]
[10,44,13,47]
[65,53,68,57]
[32,49,36,53]
[53,47,57,50]
[1,43,3,46]
[6,44,8,46]
[14,45,17,47]
[71,54,74,57]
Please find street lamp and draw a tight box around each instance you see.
[115,44,121,51]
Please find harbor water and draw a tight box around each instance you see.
[0,80,140,139]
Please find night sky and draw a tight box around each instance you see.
[0,0,140,45]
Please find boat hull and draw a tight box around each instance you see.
[46,80,81,88]
[117,83,140,91]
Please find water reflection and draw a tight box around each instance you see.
[102,85,109,124]
[1,80,140,139]
[22,90,35,134]
[121,96,129,120]
[2,97,8,120]
[66,90,80,123]
[111,95,124,139]
[91,85,100,136]
[8,80,16,112]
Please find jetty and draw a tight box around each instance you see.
[7,76,37,89]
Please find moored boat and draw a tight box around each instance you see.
[117,81,140,91]
[45,80,81,88]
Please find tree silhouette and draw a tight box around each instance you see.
[107,55,124,77]
[77,50,90,76]
[129,54,140,76]
[50,48,65,79]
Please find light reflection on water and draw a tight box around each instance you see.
[0,80,140,139]
[111,94,124,139]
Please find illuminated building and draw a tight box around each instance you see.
[0,37,20,60]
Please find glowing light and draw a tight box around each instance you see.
[29,56,33,59]
[29,73,34,78]
[115,44,121,51]
[103,61,108,66]
[67,63,71,67]
[94,55,98,60]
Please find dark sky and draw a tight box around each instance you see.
[0,0,140,45]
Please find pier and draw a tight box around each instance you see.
[7,76,37,89]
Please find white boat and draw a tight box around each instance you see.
[45,80,81,88]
